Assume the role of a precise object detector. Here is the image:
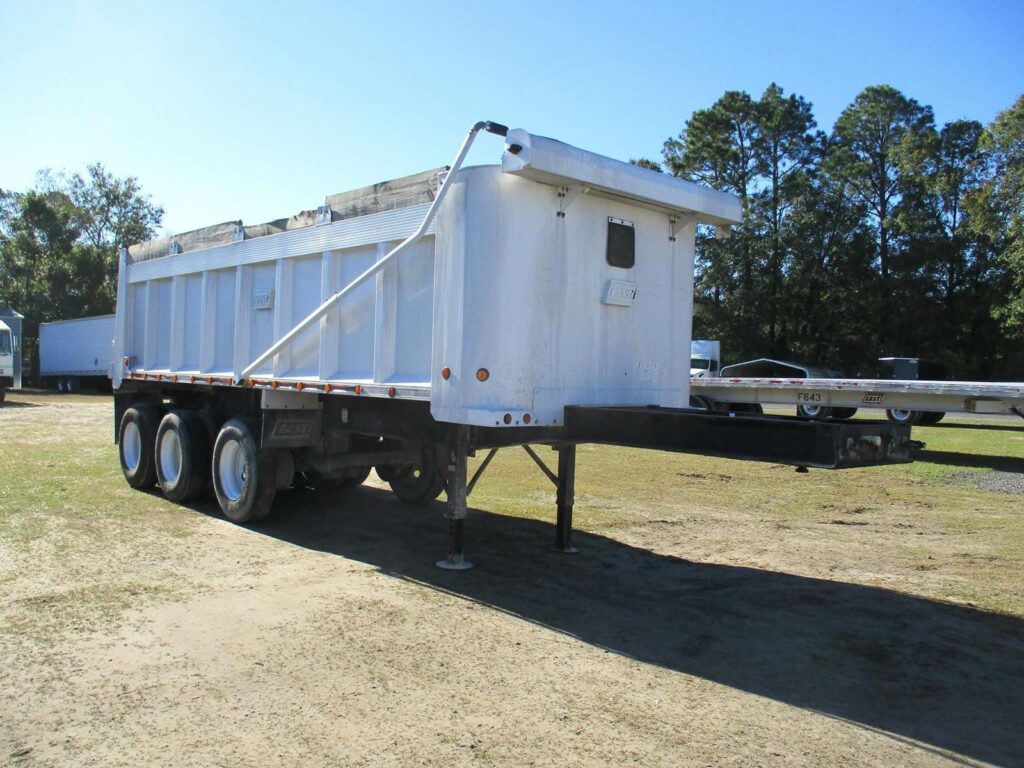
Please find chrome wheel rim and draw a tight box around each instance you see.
[123,422,142,472]
[159,429,183,484]
[891,409,912,422]
[219,439,247,502]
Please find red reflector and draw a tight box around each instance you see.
[354,385,363,395]
[523,413,531,424]
[503,413,512,425]
[441,367,451,380]
[388,387,396,398]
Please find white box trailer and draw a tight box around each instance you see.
[39,314,115,391]
[112,121,911,568]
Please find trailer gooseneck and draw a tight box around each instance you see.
[112,121,910,569]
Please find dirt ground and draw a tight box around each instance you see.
[1,392,1023,767]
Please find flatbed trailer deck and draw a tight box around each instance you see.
[691,376,1024,421]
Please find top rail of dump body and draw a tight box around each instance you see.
[113,122,742,428]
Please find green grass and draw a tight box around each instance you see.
[2,395,1022,635]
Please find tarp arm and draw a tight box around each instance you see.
[237,121,508,383]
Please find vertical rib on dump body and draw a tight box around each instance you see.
[114,129,742,427]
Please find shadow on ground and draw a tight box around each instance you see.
[916,448,1024,474]
[0,400,39,409]
[194,485,1023,767]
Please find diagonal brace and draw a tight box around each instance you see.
[522,445,559,487]
[466,448,499,497]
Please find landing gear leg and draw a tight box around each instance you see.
[555,445,578,553]
[436,426,473,571]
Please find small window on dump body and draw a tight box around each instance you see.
[606,217,635,269]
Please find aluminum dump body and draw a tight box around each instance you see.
[114,129,741,428]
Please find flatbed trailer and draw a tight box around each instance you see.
[112,121,910,568]
[691,376,1024,424]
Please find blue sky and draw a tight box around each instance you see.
[1,0,1021,235]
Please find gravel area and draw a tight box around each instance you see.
[945,469,1024,494]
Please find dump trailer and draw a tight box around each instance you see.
[40,315,115,392]
[112,121,910,568]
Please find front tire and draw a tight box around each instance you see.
[797,404,832,419]
[119,405,159,489]
[212,419,279,523]
[917,411,945,425]
[155,410,210,503]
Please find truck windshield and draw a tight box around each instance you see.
[690,358,711,370]
[0,331,10,355]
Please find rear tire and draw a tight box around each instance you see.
[917,411,945,426]
[212,419,278,523]
[830,407,858,420]
[886,408,922,425]
[155,410,210,503]
[0,387,6,403]
[119,405,159,489]
[388,450,445,504]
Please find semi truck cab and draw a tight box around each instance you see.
[0,320,14,401]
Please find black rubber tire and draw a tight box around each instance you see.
[830,407,858,420]
[155,410,210,503]
[796,404,832,419]
[375,464,399,483]
[886,408,922,425]
[0,387,6,403]
[388,456,445,504]
[917,411,946,426]
[310,466,372,489]
[119,404,159,489]
[211,418,279,523]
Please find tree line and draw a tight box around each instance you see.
[1,85,1022,381]
[0,165,163,375]
[637,85,1023,379]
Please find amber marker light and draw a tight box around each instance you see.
[441,367,451,380]
[324,383,333,393]
[296,382,304,391]
[206,376,214,384]
[523,413,531,424]
[354,385,363,395]
[189,375,197,383]
[476,368,490,382]
[171,374,178,383]
[503,413,512,425]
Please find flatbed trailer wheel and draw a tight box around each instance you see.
[155,410,210,503]
[917,411,945,425]
[212,418,279,523]
[388,455,445,504]
[797,404,832,419]
[886,408,922,425]
[119,404,159,489]
[830,407,858,420]
[0,387,5,403]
